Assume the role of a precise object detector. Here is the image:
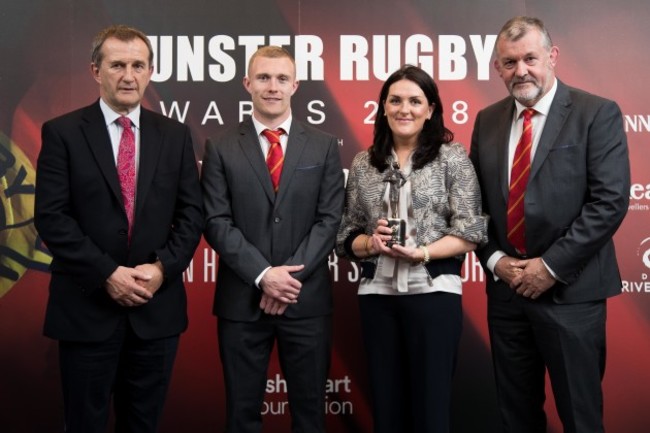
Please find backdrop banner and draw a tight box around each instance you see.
[1,1,648,432]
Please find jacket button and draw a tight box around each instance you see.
[274,217,281,223]
[118,229,128,236]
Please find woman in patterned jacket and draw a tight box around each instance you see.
[336,65,488,433]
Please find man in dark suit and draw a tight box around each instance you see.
[201,46,344,433]
[470,16,629,433]
[34,25,203,433]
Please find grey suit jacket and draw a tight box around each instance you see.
[202,117,344,320]
[470,80,630,303]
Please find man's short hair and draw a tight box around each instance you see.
[247,45,296,77]
[91,24,154,67]
[497,16,553,51]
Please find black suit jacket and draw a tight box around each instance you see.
[202,118,344,321]
[470,80,630,303]
[35,100,203,341]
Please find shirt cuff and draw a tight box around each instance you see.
[255,266,272,289]
[486,251,507,282]
[541,258,564,283]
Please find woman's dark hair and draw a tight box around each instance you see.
[369,65,454,171]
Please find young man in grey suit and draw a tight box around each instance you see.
[201,46,344,433]
[35,25,204,433]
[470,16,629,433]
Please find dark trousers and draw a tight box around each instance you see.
[218,314,332,433]
[58,317,179,433]
[488,295,607,433]
[358,292,462,433]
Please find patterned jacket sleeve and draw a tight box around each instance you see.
[443,143,488,246]
[335,151,369,259]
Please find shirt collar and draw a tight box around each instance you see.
[514,77,557,118]
[99,98,141,129]
[251,114,292,137]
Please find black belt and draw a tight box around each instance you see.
[360,256,463,279]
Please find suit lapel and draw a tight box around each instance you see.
[529,80,572,182]
[81,101,123,206]
[134,109,162,222]
[498,102,516,203]
[239,118,276,203]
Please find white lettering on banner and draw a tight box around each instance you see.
[628,203,650,211]
[451,100,469,124]
[340,34,496,81]
[622,237,650,295]
[263,374,354,416]
[182,259,194,283]
[295,36,325,80]
[158,100,328,126]
[149,35,324,82]
[624,115,650,132]
[260,399,354,416]
[157,97,478,127]
[439,35,467,80]
[328,251,360,283]
[471,34,495,80]
[329,250,484,283]
[461,252,485,283]
[622,280,650,292]
[630,184,650,200]
[177,36,204,81]
[328,253,340,282]
[148,34,495,82]
[307,100,326,124]
[201,102,225,125]
[239,101,253,122]
[209,35,237,82]
[265,374,351,393]
[194,226,483,285]
[159,101,190,122]
[347,261,359,282]
[363,99,470,125]
[204,248,217,283]
[629,184,650,212]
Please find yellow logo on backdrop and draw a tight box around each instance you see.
[0,132,51,297]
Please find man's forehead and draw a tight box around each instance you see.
[250,57,295,74]
[102,38,149,57]
[497,38,545,59]
[498,48,537,59]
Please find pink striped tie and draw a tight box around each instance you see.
[117,116,136,241]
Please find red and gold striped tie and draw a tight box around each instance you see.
[507,108,535,255]
[262,128,285,193]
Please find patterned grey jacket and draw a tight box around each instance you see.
[336,142,488,264]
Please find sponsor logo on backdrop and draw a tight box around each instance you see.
[622,236,650,294]
[629,183,650,212]
[263,374,353,416]
[0,133,51,297]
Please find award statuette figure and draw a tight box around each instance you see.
[383,161,406,247]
